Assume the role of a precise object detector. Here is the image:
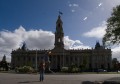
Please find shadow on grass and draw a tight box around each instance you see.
[18,80,40,83]
[82,81,94,84]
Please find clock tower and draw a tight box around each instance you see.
[54,15,64,49]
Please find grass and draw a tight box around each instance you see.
[1,70,120,74]
[80,72,120,74]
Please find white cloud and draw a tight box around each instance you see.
[69,4,72,7]
[96,2,103,9]
[83,17,88,21]
[83,21,106,38]
[24,29,55,50]
[73,4,79,7]
[71,9,75,12]
[0,26,90,62]
[68,3,79,12]
[69,3,79,7]
[70,45,91,49]
[64,36,90,49]
[105,0,120,8]
[112,46,120,61]
[98,3,103,7]
[0,26,54,62]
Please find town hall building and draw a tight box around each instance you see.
[11,15,112,71]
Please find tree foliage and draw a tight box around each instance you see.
[2,55,6,62]
[103,5,120,45]
[112,58,119,71]
[0,55,9,71]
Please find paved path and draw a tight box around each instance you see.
[0,73,120,84]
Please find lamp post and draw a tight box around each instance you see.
[45,51,51,72]
[63,49,64,67]
[48,51,51,71]
[35,50,37,71]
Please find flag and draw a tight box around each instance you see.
[59,11,63,15]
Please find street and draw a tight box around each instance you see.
[0,73,120,84]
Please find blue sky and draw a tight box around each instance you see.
[0,0,120,61]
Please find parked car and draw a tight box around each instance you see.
[98,69,107,72]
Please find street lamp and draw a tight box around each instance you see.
[45,51,52,72]
[35,50,37,71]
[48,51,51,71]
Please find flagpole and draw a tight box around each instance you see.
[63,49,64,67]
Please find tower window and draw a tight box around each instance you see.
[17,57,20,61]
[58,38,60,42]
[58,23,60,27]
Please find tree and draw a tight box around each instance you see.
[0,55,8,71]
[103,5,120,45]
[112,58,119,71]
[2,55,6,62]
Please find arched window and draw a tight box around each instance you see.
[58,23,60,27]
[58,38,60,42]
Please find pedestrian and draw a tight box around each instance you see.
[39,59,45,81]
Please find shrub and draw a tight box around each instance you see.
[71,67,79,73]
[68,64,80,73]
[61,67,69,72]
[17,66,34,73]
[61,66,79,73]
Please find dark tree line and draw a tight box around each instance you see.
[0,55,9,71]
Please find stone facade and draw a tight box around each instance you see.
[11,15,112,71]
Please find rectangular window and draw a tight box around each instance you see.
[17,57,20,61]
[28,57,31,61]
[33,57,35,61]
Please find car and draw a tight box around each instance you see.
[98,69,107,72]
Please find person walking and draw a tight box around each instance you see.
[39,59,45,82]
